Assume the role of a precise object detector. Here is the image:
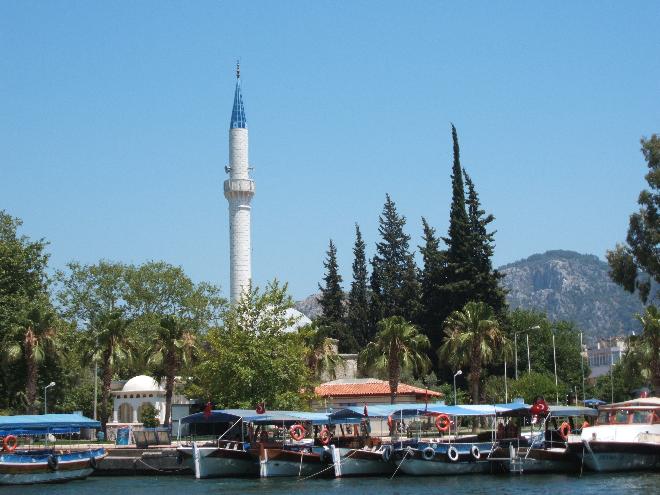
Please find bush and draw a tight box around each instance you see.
[139,403,160,428]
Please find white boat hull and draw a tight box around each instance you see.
[182,445,258,479]
[0,467,93,485]
[331,446,394,477]
[399,458,490,476]
[259,447,331,478]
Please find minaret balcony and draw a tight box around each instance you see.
[224,178,255,198]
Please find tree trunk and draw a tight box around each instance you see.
[24,329,37,414]
[164,354,175,426]
[100,346,113,432]
[469,341,481,433]
[388,351,399,405]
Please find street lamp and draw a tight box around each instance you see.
[44,382,56,415]
[552,330,559,405]
[453,370,462,405]
[527,325,540,374]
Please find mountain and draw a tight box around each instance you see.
[295,250,646,341]
[500,250,644,341]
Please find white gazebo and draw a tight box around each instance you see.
[110,375,166,425]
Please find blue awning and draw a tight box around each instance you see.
[181,409,332,426]
[0,414,100,431]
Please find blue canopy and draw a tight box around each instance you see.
[388,402,531,419]
[584,399,606,407]
[181,409,331,426]
[0,414,100,433]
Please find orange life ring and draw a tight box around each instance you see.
[559,422,571,440]
[435,414,451,432]
[3,435,18,452]
[319,427,331,446]
[289,424,306,441]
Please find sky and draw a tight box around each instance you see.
[1,1,659,300]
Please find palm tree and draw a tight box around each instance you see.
[300,324,344,381]
[5,308,58,413]
[88,310,133,430]
[631,305,660,391]
[359,316,431,404]
[439,301,506,405]
[148,315,198,426]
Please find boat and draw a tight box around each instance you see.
[567,397,660,472]
[391,403,528,476]
[0,413,106,485]
[177,409,261,478]
[489,404,598,474]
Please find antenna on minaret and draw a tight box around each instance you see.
[236,60,240,79]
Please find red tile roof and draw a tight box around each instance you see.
[315,380,443,398]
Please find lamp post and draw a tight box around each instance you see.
[453,370,462,405]
[552,330,559,405]
[527,325,540,373]
[514,333,518,380]
[44,382,56,415]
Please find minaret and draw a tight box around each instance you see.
[224,62,255,303]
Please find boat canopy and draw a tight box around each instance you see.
[0,413,100,435]
[548,405,598,417]
[388,402,530,418]
[181,409,331,426]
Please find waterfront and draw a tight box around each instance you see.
[12,473,660,495]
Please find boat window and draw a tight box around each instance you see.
[631,410,650,424]
[614,410,629,424]
[597,411,609,424]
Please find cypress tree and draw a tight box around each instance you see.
[347,224,371,347]
[370,194,421,331]
[419,217,449,349]
[463,170,507,314]
[318,239,344,323]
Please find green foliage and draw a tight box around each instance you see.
[139,403,160,428]
[419,218,448,352]
[347,224,370,348]
[191,281,312,410]
[484,372,564,404]
[629,305,660,391]
[370,195,421,331]
[439,301,507,404]
[607,135,660,304]
[299,323,344,382]
[359,316,431,403]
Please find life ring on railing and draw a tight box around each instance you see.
[47,454,59,471]
[422,446,435,461]
[471,445,480,460]
[435,414,451,432]
[2,435,18,452]
[447,446,459,462]
[559,422,571,440]
[289,424,306,441]
[319,427,331,446]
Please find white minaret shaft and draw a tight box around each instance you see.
[224,63,255,303]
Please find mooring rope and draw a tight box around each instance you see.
[390,447,411,479]
[297,447,361,481]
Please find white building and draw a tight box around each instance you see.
[587,337,628,379]
[110,375,167,425]
[224,62,255,303]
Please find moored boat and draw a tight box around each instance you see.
[0,413,106,485]
[567,397,660,472]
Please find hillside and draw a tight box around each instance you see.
[295,250,646,341]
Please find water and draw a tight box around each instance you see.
[12,473,660,495]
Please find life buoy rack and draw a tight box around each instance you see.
[319,427,331,446]
[435,414,451,432]
[289,424,306,441]
[422,446,435,461]
[447,446,459,462]
[470,445,480,460]
[2,435,18,452]
[559,422,571,440]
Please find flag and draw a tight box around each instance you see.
[256,402,266,414]
[203,401,212,419]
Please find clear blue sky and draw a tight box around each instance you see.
[2,2,659,300]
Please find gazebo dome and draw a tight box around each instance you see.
[122,375,163,393]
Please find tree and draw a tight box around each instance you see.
[463,170,507,314]
[148,315,198,426]
[5,308,58,413]
[370,195,421,329]
[439,301,507,405]
[318,240,344,323]
[358,316,431,404]
[191,281,312,410]
[347,224,371,348]
[629,305,660,391]
[419,218,449,351]
[299,324,344,382]
[607,135,660,304]
[86,310,134,430]
[139,403,160,428]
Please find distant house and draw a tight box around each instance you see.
[314,378,442,409]
[586,337,628,380]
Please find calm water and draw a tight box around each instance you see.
[10,473,660,495]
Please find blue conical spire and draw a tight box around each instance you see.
[230,62,247,129]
